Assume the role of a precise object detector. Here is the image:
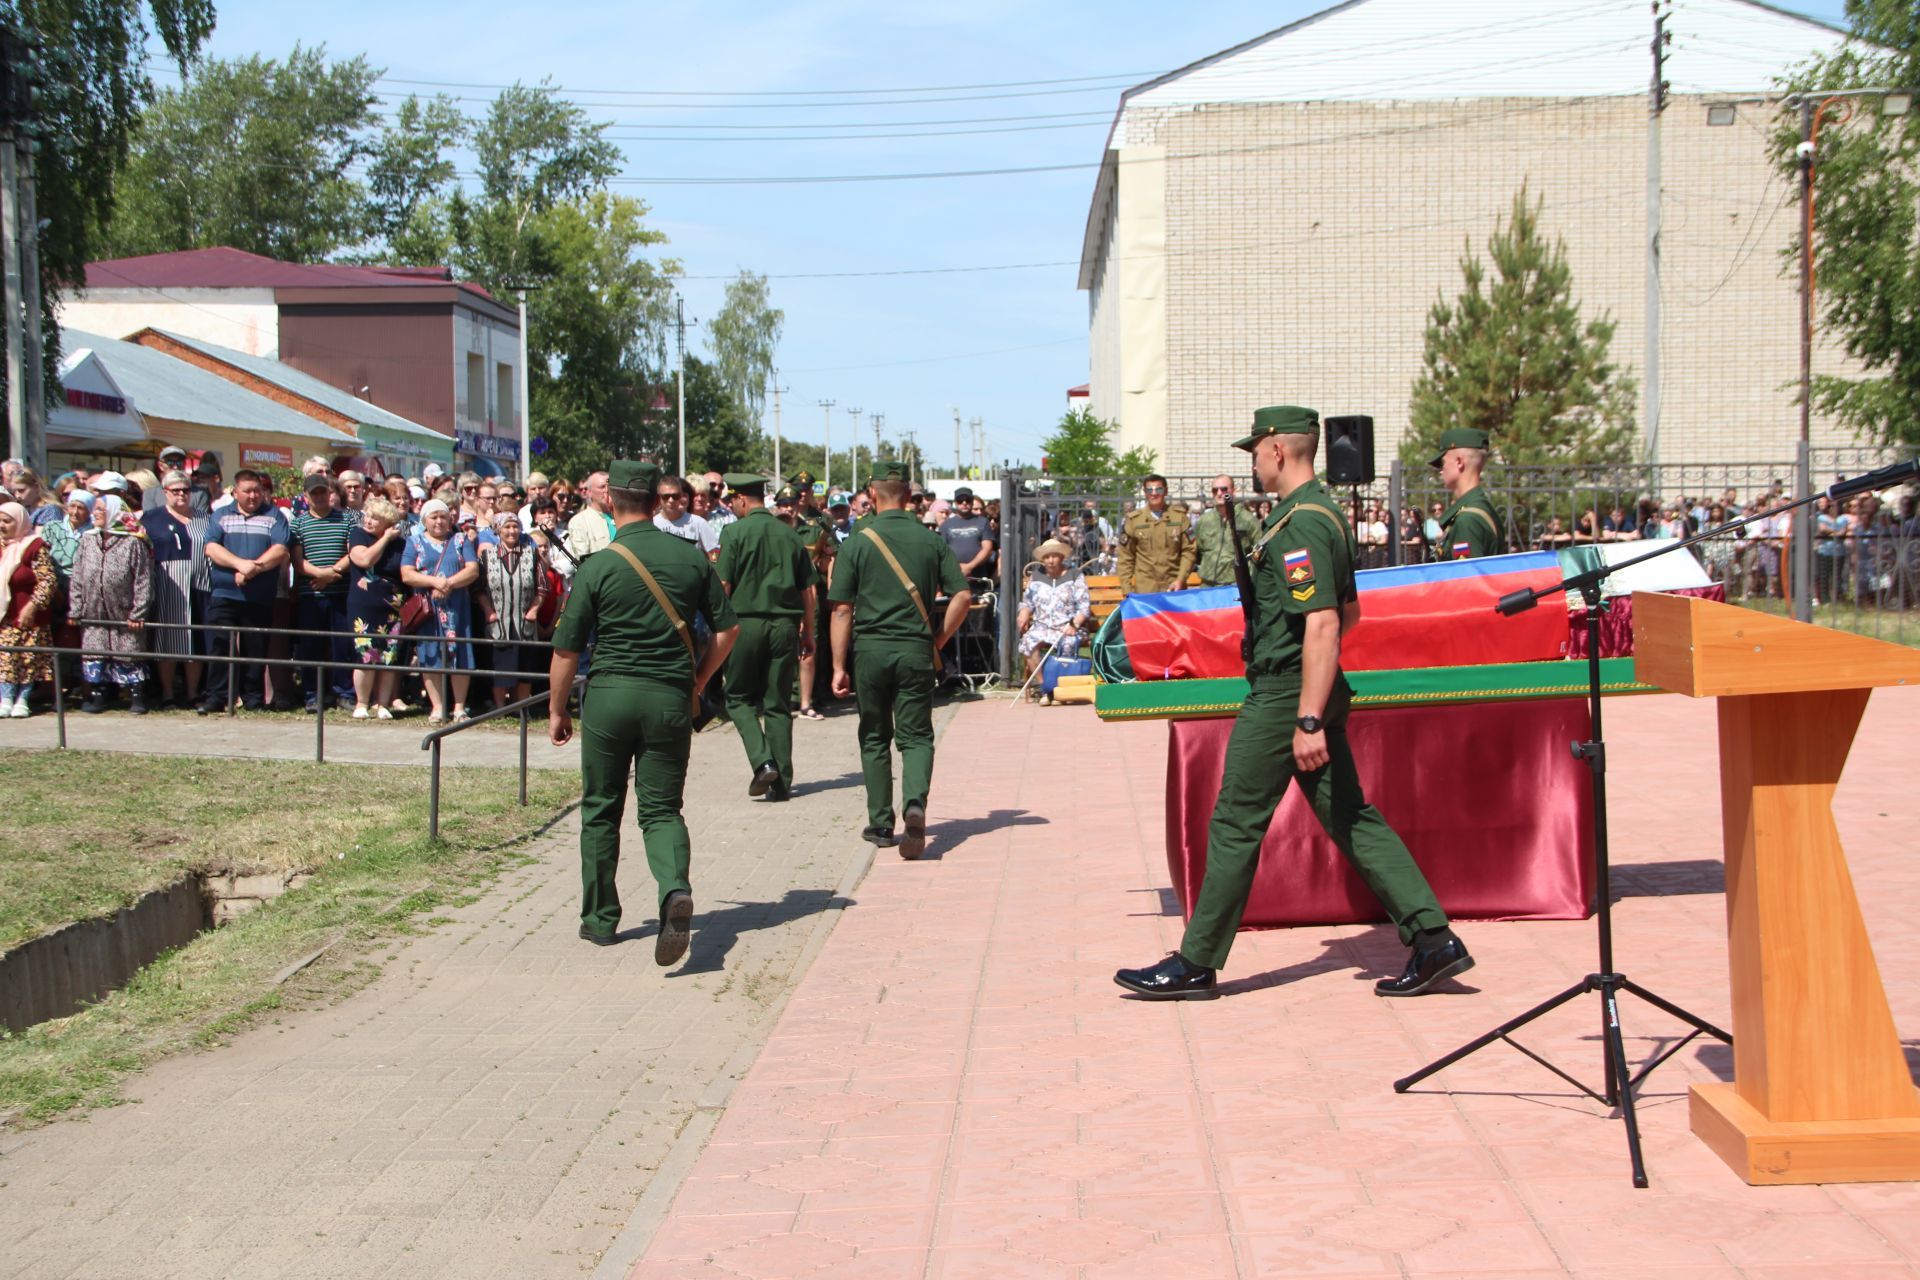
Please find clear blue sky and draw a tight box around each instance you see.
[195,0,1851,471]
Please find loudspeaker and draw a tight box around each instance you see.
[1324,415,1375,485]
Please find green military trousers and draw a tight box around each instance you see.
[725,616,798,787]
[1180,677,1449,970]
[851,640,936,831]
[578,674,694,937]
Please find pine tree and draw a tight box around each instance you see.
[1404,186,1637,469]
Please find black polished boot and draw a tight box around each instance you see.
[860,825,899,849]
[81,684,108,714]
[1374,931,1474,997]
[128,682,149,716]
[899,800,927,860]
[749,761,780,797]
[1114,952,1219,1000]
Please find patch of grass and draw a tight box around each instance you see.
[0,752,576,1126]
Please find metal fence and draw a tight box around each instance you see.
[996,447,1920,676]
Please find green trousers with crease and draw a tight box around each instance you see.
[724,616,798,787]
[577,674,693,937]
[852,640,935,831]
[1180,676,1448,970]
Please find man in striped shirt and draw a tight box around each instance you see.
[291,473,356,711]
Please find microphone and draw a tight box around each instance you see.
[1496,587,1538,616]
[1826,457,1919,501]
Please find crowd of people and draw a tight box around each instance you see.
[0,449,1018,723]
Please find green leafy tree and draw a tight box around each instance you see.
[1404,186,1637,470]
[363,93,465,266]
[1771,1,1920,447]
[1039,405,1156,479]
[681,354,759,473]
[5,0,213,395]
[707,270,783,425]
[101,45,379,261]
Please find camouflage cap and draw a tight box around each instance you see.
[609,459,662,493]
[1231,405,1319,451]
[1429,427,1492,468]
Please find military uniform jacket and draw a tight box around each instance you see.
[717,508,818,619]
[1437,486,1503,560]
[1117,507,1196,593]
[827,509,968,648]
[795,507,834,548]
[1193,505,1261,585]
[1245,478,1357,681]
[552,521,737,686]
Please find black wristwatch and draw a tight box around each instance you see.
[1296,714,1323,734]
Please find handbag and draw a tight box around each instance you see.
[400,534,460,635]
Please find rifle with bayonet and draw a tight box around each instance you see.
[1222,496,1258,665]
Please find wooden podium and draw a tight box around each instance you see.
[1633,591,1920,1184]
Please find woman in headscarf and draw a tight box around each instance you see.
[475,508,549,710]
[400,498,479,725]
[43,487,90,583]
[139,469,208,708]
[1017,537,1093,704]
[69,494,153,713]
[347,494,410,719]
[0,500,56,716]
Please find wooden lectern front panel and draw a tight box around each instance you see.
[1718,688,1920,1124]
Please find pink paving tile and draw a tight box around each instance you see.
[627,694,1920,1280]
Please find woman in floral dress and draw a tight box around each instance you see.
[1016,538,1093,702]
[0,500,56,716]
[68,494,153,714]
[400,499,480,725]
[347,495,410,719]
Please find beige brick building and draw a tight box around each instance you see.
[1079,0,1857,477]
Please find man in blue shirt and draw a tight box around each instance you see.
[291,472,356,711]
[201,469,291,713]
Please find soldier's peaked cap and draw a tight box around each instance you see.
[1232,405,1319,451]
[724,471,769,494]
[1429,427,1492,469]
[609,459,662,493]
[866,460,907,488]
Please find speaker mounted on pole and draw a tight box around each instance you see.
[1324,415,1376,486]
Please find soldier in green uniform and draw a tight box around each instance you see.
[1193,473,1261,587]
[716,471,817,802]
[1117,472,1197,594]
[829,466,971,859]
[789,471,834,548]
[549,460,740,965]
[1116,407,1473,1000]
[1430,427,1504,560]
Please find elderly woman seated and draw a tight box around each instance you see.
[1017,537,1092,705]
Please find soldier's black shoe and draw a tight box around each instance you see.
[900,801,927,860]
[578,925,618,946]
[655,890,694,967]
[765,781,791,803]
[749,762,780,797]
[861,825,899,848]
[1114,953,1219,1000]
[1374,935,1474,997]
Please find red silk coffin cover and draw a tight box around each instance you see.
[1166,698,1595,927]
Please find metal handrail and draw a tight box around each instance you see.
[418,675,585,839]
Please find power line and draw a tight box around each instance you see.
[373,70,1159,97]
[784,335,1082,374]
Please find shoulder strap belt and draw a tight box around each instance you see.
[1250,502,1351,560]
[1453,506,1499,532]
[859,526,944,672]
[606,541,702,714]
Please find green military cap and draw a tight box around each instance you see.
[1428,427,1492,468]
[787,470,814,490]
[866,459,907,487]
[609,458,662,493]
[724,470,769,495]
[1232,404,1319,451]
[773,485,795,503]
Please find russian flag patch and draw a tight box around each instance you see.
[1283,547,1314,583]
[1451,541,1472,560]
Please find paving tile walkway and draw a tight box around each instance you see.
[0,703,933,1280]
[626,688,1920,1279]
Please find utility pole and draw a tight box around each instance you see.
[904,429,918,486]
[674,295,688,479]
[970,417,983,477]
[817,399,835,495]
[952,407,962,481]
[1645,0,1669,481]
[871,412,884,463]
[769,370,788,481]
[514,288,531,481]
[845,406,862,493]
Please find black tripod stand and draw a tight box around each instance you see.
[1392,455,1920,1187]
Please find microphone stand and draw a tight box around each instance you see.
[1391,457,1919,1188]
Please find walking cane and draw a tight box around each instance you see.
[1012,637,1058,707]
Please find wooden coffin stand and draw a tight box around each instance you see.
[1633,591,1920,1185]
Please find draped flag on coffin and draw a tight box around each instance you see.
[1113,550,1566,681]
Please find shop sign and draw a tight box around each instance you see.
[456,428,521,462]
[64,387,128,415]
[240,443,295,468]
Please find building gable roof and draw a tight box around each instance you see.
[85,246,500,303]
[132,328,449,441]
[59,329,358,443]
